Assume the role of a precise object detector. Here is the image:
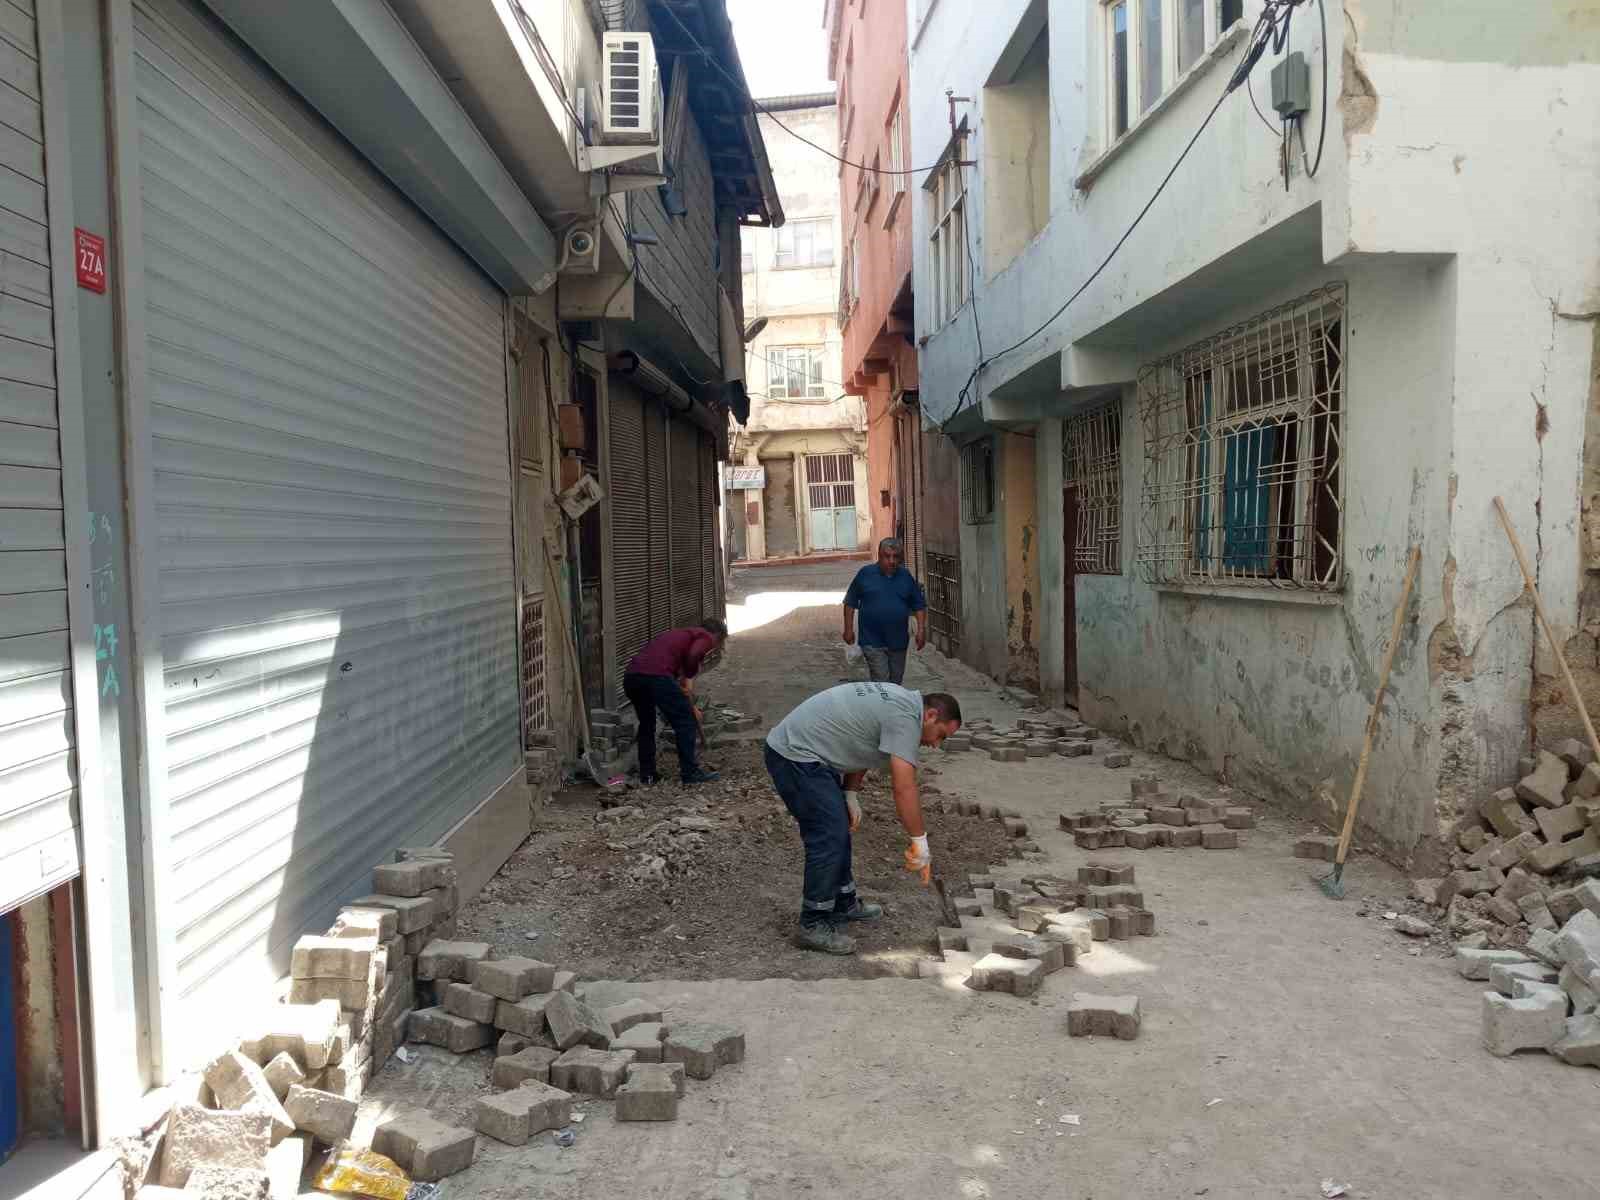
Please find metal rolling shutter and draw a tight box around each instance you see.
[0,0,79,913]
[668,419,701,626]
[699,434,717,620]
[644,405,670,635]
[607,384,649,677]
[134,1,518,1010]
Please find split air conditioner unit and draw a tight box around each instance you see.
[601,31,659,145]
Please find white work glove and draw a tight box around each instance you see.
[903,834,931,885]
[844,790,861,831]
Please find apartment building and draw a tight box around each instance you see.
[909,0,1600,859]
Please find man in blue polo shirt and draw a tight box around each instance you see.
[842,538,927,685]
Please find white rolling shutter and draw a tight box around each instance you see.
[133,1,518,1016]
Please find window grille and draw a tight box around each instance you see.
[962,438,995,525]
[521,596,547,743]
[1063,403,1122,574]
[805,453,857,508]
[1137,283,1346,591]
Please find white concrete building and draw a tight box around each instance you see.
[909,0,1600,860]
[732,95,870,562]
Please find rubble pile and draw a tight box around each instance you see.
[915,861,1151,1033]
[1408,742,1600,946]
[1062,774,1254,851]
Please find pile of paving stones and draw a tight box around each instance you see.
[1454,889,1600,1068]
[915,861,1150,1031]
[1363,742,1600,946]
[942,716,1107,763]
[1061,774,1254,851]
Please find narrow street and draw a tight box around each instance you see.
[356,563,1596,1200]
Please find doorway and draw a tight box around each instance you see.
[804,453,858,551]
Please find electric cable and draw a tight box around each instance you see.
[1297,0,1328,179]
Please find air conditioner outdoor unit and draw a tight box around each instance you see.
[601,31,660,145]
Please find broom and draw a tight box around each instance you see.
[1319,544,1421,899]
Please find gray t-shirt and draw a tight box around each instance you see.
[766,682,923,772]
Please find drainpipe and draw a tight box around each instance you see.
[608,351,721,437]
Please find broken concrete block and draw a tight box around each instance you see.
[282,1084,356,1145]
[1201,827,1239,849]
[1527,927,1565,967]
[1559,964,1599,1014]
[1459,825,1488,854]
[476,1080,573,1145]
[407,1007,494,1054]
[1554,909,1600,982]
[201,1051,294,1145]
[442,982,498,1025]
[1410,878,1448,907]
[601,998,664,1034]
[611,1023,668,1062]
[1535,803,1588,846]
[183,1166,270,1200]
[1568,761,1600,801]
[1451,869,1495,896]
[1572,879,1600,919]
[1517,751,1570,809]
[1485,896,1523,926]
[1481,988,1566,1056]
[1104,752,1132,768]
[240,1002,341,1071]
[550,1046,636,1097]
[259,1053,304,1104]
[1480,789,1537,839]
[415,940,491,983]
[1455,946,1532,980]
[553,970,579,994]
[1294,835,1338,861]
[1553,737,1596,778]
[372,859,452,899]
[471,956,556,1002]
[496,991,558,1039]
[1550,1012,1600,1067]
[1548,886,1584,925]
[497,1032,533,1058]
[1516,892,1558,931]
[493,1046,561,1089]
[372,1111,476,1183]
[544,991,614,1051]
[1066,993,1141,1040]
[1528,828,1600,874]
[662,1023,744,1080]
[1487,831,1543,870]
[287,976,373,1011]
[157,1104,271,1188]
[1487,960,1559,995]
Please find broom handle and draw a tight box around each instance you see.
[1335,545,1421,865]
[1494,497,1600,765]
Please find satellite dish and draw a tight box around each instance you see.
[742,317,768,344]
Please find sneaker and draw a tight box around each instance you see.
[834,900,883,922]
[794,923,856,955]
[681,768,721,785]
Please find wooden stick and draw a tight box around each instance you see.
[1334,545,1422,866]
[542,536,592,751]
[1493,497,1600,766]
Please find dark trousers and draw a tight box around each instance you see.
[624,672,700,782]
[764,744,858,926]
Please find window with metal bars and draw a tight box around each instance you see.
[805,452,857,508]
[520,597,547,743]
[1063,403,1122,574]
[962,438,995,525]
[1137,283,1346,591]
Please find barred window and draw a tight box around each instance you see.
[962,438,995,525]
[521,597,547,743]
[1137,283,1345,591]
[1064,403,1122,574]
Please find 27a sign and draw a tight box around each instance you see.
[75,228,106,293]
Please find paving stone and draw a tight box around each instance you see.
[281,1084,356,1144]
[416,940,491,983]
[493,1046,562,1089]
[1568,762,1600,801]
[1002,817,1029,838]
[351,893,437,935]
[476,1080,573,1145]
[550,1046,636,1097]
[259,1053,304,1103]
[372,859,452,899]
[1481,988,1566,1055]
[1452,869,1495,896]
[1023,740,1053,757]
[183,1166,270,1200]
[202,1051,294,1144]
[1410,878,1448,906]
[1104,908,1134,940]
[603,999,665,1034]
[443,982,499,1025]
[408,1007,494,1053]
[1103,752,1132,768]
[372,1110,476,1183]
[1169,826,1201,848]
[1037,914,1095,956]
[943,736,972,752]
[1527,927,1565,967]
[497,1032,534,1057]
[1480,788,1538,839]
[1488,831,1543,870]
[1455,947,1532,980]
[662,1023,744,1080]
[1574,879,1600,919]
[1223,807,1257,829]
[1485,896,1523,926]
[157,1103,272,1188]
[992,933,1069,972]
[1199,826,1238,849]
[497,992,559,1038]
[1548,886,1584,925]
[968,952,1046,997]
[1487,960,1559,996]
[240,1002,341,1070]
[470,956,556,1002]
[1294,835,1338,861]
[1517,894,1558,931]
[263,1136,309,1200]
[953,897,983,917]
[1151,806,1186,827]
[1131,907,1156,936]
[1527,828,1600,874]
[616,1064,682,1122]
[1057,741,1093,757]
[1098,828,1127,848]
[1549,1012,1600,1067]
[1559,965,1600,1014]
[990,747,1025,762]
[1534,804,1588,847]
[290,935,377,983]
[332,905,398,942]
[611,1022,669,1062]
[1554,909,1600,982]
[1517,751,1570,809]
[545,991,614,1050]
[1066,993,1141,1040]
[1124,827,1163,850]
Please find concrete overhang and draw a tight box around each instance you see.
[201,0,561,294]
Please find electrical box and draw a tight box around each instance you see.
[557,403,586,452]
[1271,51,1310,119]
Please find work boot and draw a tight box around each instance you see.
[834,899,883,922]
[795,923,856,955]
[681,768,721,785]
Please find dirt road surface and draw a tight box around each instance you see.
[359,562,1595,1200]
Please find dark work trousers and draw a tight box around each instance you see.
[623,672,700,782]
[764,744,859,927]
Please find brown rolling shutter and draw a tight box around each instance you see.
[668,419,704,626]
[608,384,651,678]
[644,405,672,636]
[700,434,718,620]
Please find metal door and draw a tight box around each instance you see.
[804,453,856,552]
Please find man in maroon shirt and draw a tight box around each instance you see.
[624,618,728,785]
